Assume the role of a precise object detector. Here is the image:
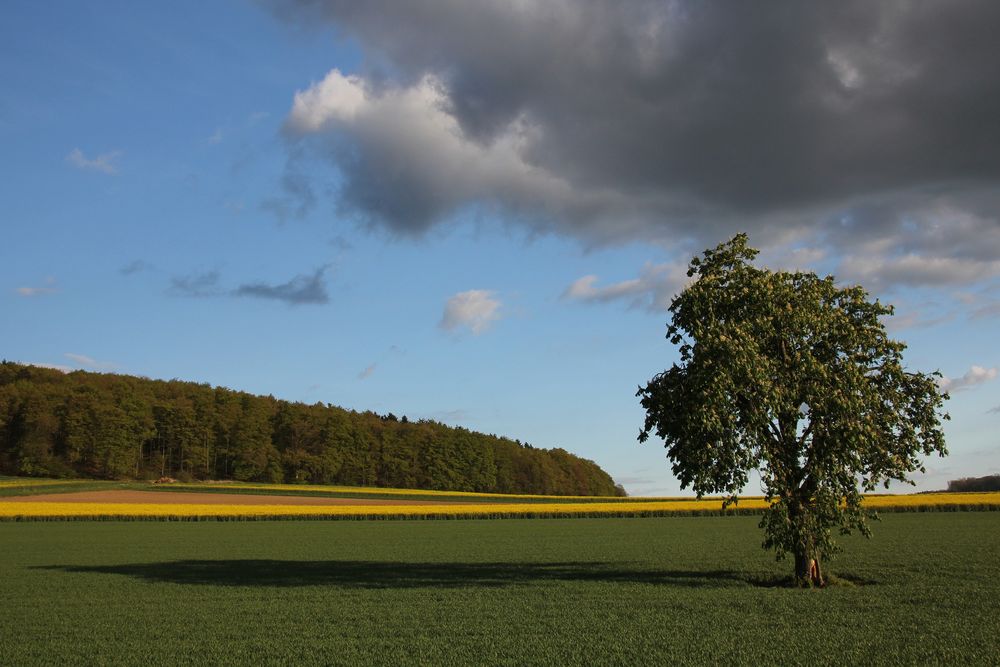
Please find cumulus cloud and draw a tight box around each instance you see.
[269,0,1000,290]
[938,366,998,393]
[283,69,631,238]
[563,262,689,312]
[65,353,118,372]
[66,148,122,174]
[234,266,330,305]
[440,290,501,335]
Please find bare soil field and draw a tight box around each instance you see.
[3,490,466,506]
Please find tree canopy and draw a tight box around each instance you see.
[638,234,948,586]
[0,362,624,497]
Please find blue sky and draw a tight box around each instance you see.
[2,1,998,495]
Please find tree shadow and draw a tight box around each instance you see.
[32,560,799,589]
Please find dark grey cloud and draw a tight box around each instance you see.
[270,0,1000,290]
[119,260,152,276]
[171,267,330,306]
[271,2,1000,207]
[169,271,222,297]
[233,266,330,305]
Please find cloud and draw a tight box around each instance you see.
[119,260,152,276]
[170,271,222,298]
[65,353,118,372]
[260,160,317,224]
[247,111,270,125]
[563,262,688,312]
[971,298,1000,320]
[838,250,1000,291]
[440,290,501,335]
[207,112,270,147]
[883,309,954,333]
[66,148,122,174]
[357,363,376,380]
[938,366,998,393]
[284,69,612,238]
[329,236,353,251]
[988,405,1000,415]
[16,277,57,297]
[268,0,1000,284]
[169,267,331,305]
[233,266,330,305]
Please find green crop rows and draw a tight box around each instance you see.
[2,514,998,665]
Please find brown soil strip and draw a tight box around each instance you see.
[3,490,469,506]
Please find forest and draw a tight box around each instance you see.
[947,475,1000,492]
[0,362,624,496]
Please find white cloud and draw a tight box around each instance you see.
[286,69,651,240]
[64,353,118,372]
[563,261,689,312]
[66,148,122,175]
[883,309,954,332]
[288,69,369,131]
[15,277,57,297]
[839,253,1000,290]
[16,286,55,297]
[440,290,501,335]
[938,365,998,393]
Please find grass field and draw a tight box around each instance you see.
[2,514,998,665]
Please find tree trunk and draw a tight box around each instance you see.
[794,549,824,588]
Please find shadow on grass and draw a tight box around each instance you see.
[29,560,830,589]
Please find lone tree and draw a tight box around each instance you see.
[638,234,948,586]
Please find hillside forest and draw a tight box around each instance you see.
[0,362,624,496]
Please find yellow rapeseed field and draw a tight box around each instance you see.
[2,492,997,520]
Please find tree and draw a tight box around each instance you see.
[637,234,949,586]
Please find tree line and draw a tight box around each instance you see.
[0,362,624,496]
[947,475,1000,492]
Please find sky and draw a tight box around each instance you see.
[2,0,998,496]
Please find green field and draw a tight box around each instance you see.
[2,514,998,665]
